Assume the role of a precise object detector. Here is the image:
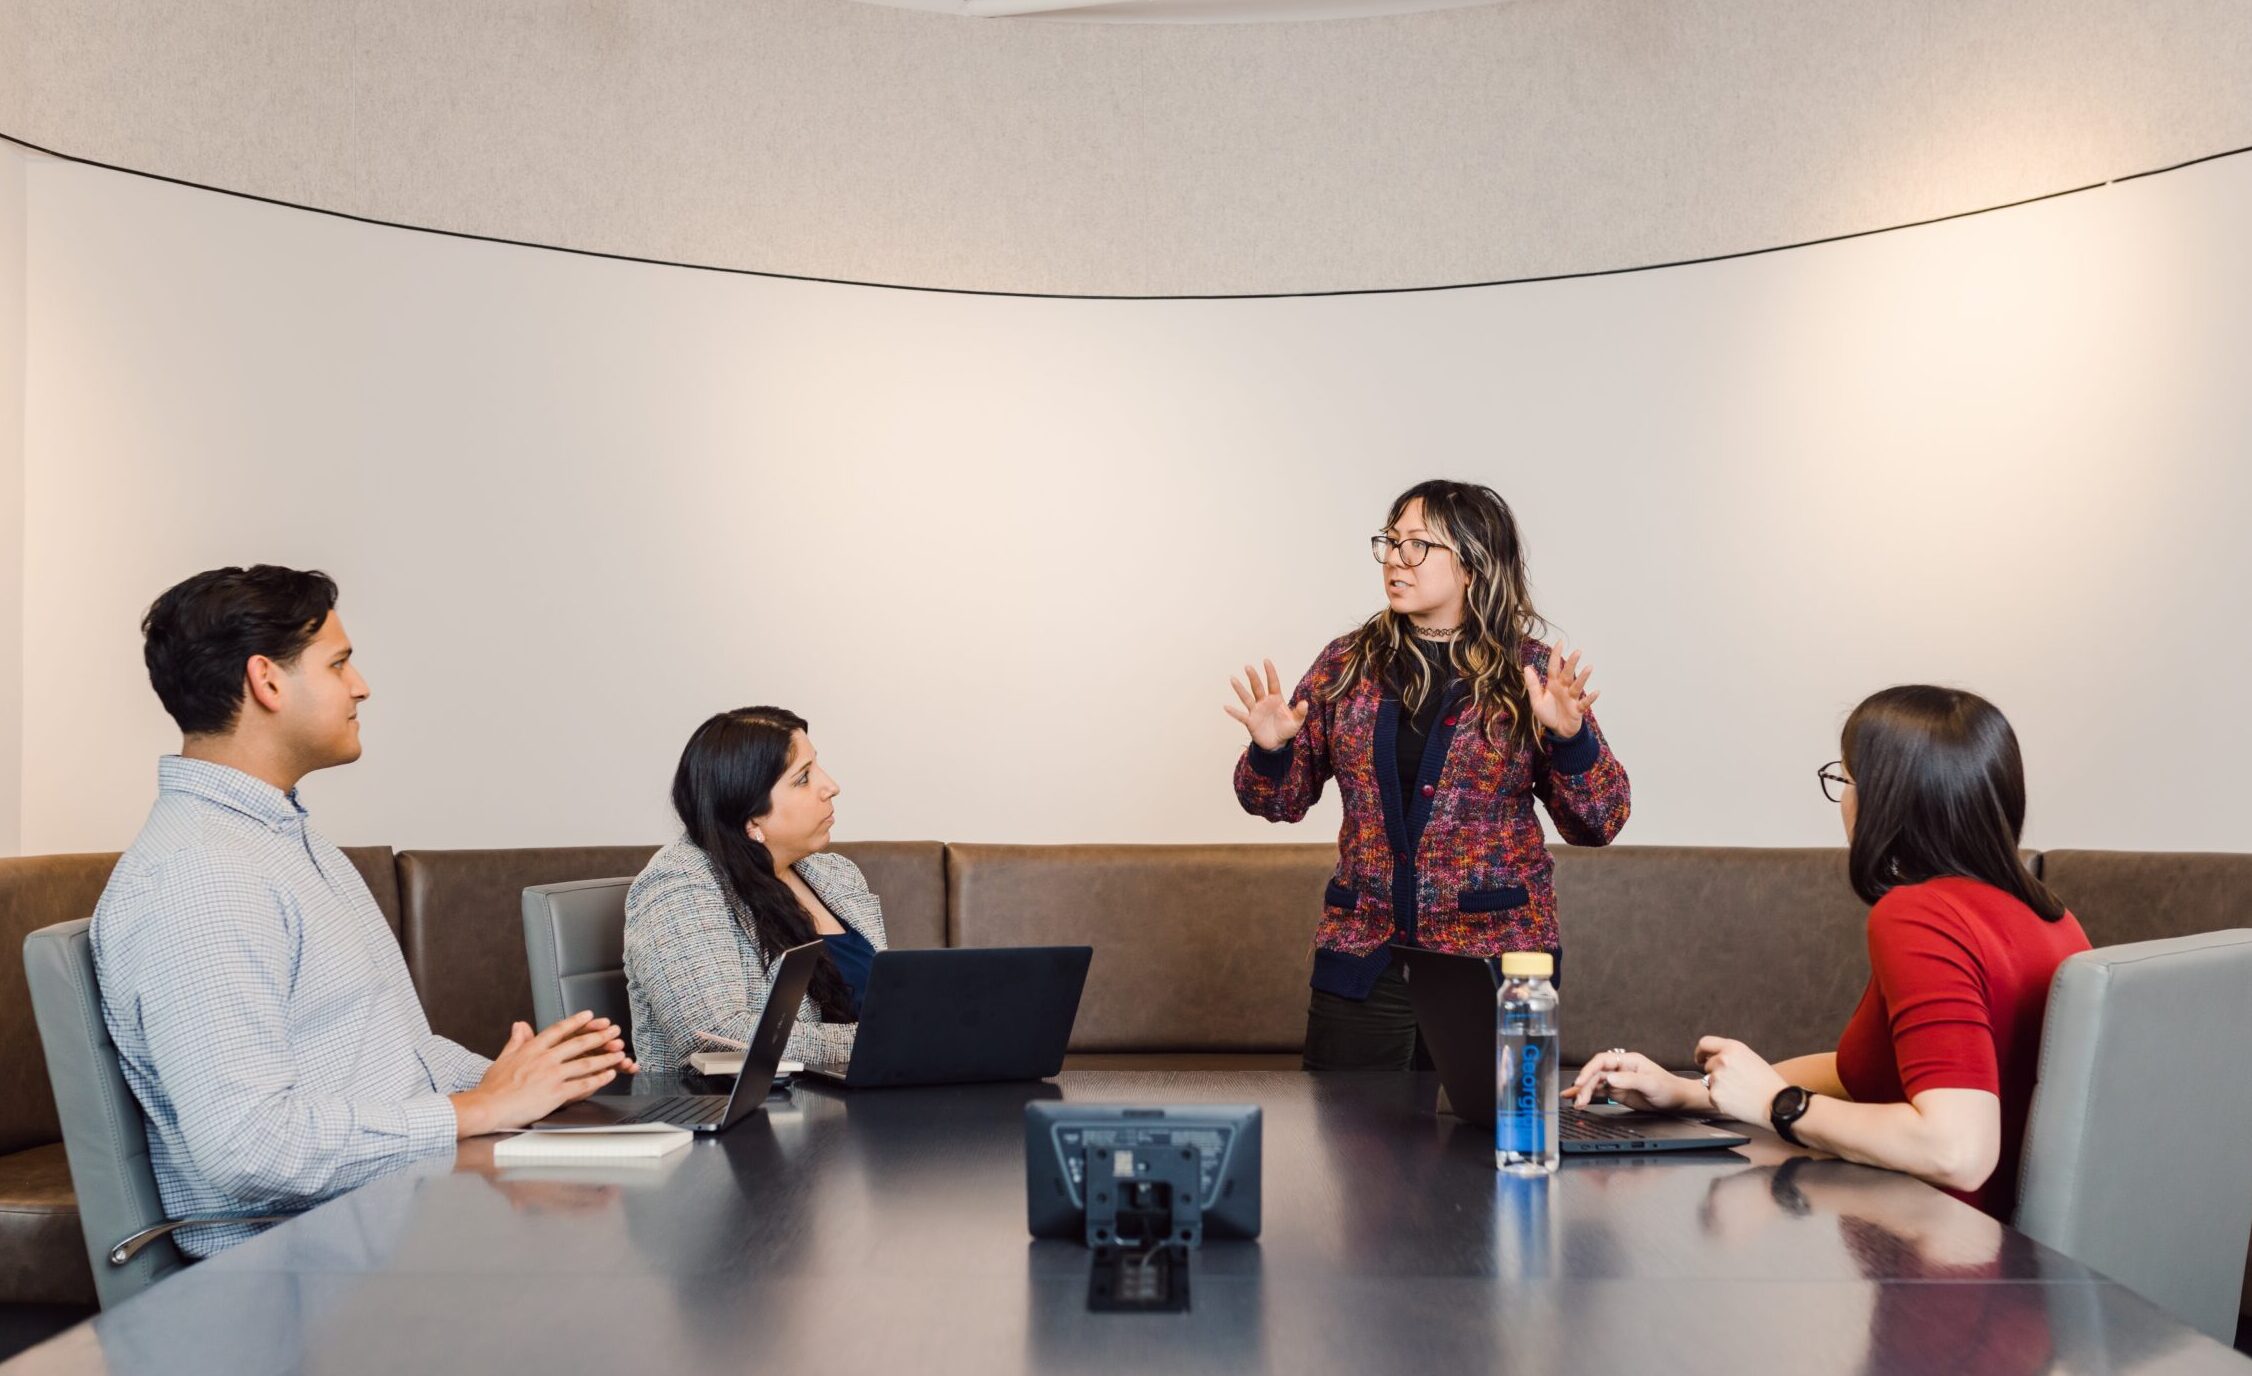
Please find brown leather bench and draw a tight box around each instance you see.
[942,843,1882,1071]
[1552,846,1876,1067]
[947,842,1331,1069]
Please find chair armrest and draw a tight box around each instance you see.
[108,1215,291,1266]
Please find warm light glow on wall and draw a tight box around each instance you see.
[12,153,2251,853]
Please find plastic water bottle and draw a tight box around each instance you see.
[1495,951,1560,1175]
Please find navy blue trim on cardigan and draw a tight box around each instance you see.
[1248,739,1294,781]
[1372,695,1408,860]
[1544,719,1599,775]
[1315,681,1471,1001]
[1404,681,1468,845]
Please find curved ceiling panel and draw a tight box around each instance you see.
[4,0,2251,295]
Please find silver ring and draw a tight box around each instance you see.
[1605,1047,1626,1057]
[1701,1074,1713,1089]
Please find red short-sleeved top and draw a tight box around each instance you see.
[1834,876,2091,1219]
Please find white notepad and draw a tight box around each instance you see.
[688,1051,804,1078]
[494,1126,694,1163]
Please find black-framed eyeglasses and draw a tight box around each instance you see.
[1818,761,1854,804]
[1371,534,1454,568]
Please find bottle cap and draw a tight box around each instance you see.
[1499,952,1554,978]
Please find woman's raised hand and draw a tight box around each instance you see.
[1226,659,1310,752]
[1524,642,1599,739]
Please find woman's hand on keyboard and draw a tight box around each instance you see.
[1566,1049,1713,1115]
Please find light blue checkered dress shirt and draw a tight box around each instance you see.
[90,757,489,1256]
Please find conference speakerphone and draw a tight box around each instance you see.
[1024,1103,1262,1313]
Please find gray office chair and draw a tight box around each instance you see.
[2016,928,2252,1342]
[23,920,282,1308]
[521,878,636,1037]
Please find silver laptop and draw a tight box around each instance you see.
[526,940,820,1133]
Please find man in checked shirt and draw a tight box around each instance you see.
[91,565,635,1256]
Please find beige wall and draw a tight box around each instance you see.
[16,153,2251,855]
[5,1,2252,295]
[0,144,24,856]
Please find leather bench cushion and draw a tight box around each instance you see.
[0,1143,97,1307]
[399,847,662,1051]
[831,841,947,951]
[946,843,1333,1053]
[0,855,122,1156]
[1554,846,1871,1070]
[2039,851,2252,948]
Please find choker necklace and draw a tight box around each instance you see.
[1410,624,1463,642]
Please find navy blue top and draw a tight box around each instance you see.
[822,924,876,1019]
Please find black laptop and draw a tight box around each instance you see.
[796,946,1093,1089]
[1392,945,1749,1154]
[527,940,821,1133]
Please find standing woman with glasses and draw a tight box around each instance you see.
[1227,479,1630,1071]
[1570,686,2090,1219]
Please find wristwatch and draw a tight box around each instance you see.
[1769,1086,1813,1147]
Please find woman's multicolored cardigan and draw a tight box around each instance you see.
[1233,633,1631,997]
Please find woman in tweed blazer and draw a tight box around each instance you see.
[624,706,888,1075]
[1227,480,1630,1071]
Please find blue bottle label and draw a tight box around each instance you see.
[1497,1032,1557,1156]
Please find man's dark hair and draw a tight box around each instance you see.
[141,566,340,736]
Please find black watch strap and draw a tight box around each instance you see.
[1769,1086,1813,1146]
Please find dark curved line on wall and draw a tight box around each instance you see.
[5,129,2250,301]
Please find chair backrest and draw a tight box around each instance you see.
[21,919,185,1307]
[2015,929,2252,1342]
[521,878,635,1035]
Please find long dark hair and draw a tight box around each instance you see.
[1330,479,1549,748]
[1841,685,2065,920]
[671,706,857,1022]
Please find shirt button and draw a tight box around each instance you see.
[1420,784,1436,798]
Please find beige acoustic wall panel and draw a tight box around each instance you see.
[3,1,2251,295]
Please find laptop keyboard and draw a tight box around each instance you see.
[1559,1109,1649,1142]
[615,1095,727,1127]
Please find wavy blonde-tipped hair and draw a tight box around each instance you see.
[1327,480,1549,749]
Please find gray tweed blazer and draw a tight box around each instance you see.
[622,837,888,1074]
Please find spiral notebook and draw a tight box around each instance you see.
[494,1126,694,1163]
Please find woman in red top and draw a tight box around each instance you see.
[1572,685,2089,1218]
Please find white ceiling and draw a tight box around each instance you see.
[853,0,1518,24]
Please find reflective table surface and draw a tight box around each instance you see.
[7,1072,2247,1374]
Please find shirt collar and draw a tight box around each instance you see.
[157,755,307,828]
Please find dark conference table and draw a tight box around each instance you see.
[7,1071,2248,1375]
